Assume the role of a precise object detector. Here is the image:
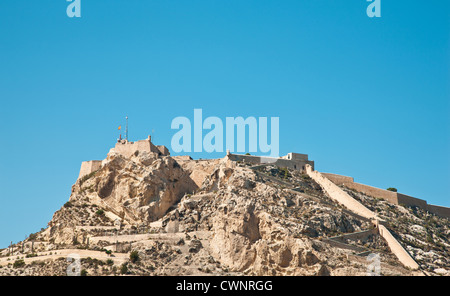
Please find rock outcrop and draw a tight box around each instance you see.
[1,151,448,276]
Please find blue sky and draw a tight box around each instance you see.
[0,0,449,248]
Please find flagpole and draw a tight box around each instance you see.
[126,116,128,141]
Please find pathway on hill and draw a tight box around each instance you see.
[0,249,128,267]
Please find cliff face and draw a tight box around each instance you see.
[71,151,197,224]
[0,151,449,276]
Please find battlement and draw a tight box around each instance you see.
[109,135,170,159]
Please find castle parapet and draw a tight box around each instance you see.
[110,135,169,158]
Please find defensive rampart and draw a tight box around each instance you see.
[228,152,314,171]
[111,136,169,158]
[378,224,419,270]
[321,173,450,219]
[78,160,102,179]
[307,166,419,270]
[77,136,170,180]
[305,165,378,221]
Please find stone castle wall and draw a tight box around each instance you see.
[77,136,170,180]
[378,224,419,270]
[112,137,163,158]
[307,166,419,270]
[228,153,314,171]
[78,160,102,179]
[322,172,450,219]
[305,165,377,221]
[426,204,450,218]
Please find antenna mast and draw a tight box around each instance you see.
[126,116,128,141]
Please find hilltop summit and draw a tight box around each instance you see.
[0,137,448,276]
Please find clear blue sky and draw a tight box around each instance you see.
[0,1,449,248]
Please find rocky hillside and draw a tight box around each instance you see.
[0,150,448,276]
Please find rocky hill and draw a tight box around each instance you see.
[0,149,448,276]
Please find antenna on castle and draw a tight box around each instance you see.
[126,116,128,141]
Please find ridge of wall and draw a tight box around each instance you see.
[322,172,450,219]
[228,153,314,171]
[305,165,377,221]
[307,165,419,270]
[378,224,419,270]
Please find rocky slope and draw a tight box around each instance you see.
[0,150,448,276]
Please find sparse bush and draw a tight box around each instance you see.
[80,269,88,276]
[120,263,128,274]
[96,209,104,216]
[13,259,25,268]
[130,251,139,263]
[106,259,114,266]
[387,187,397,192]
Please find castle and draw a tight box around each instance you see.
[77,136,449,221]
[74,136,449,271]
[227,151,315,171]
[78,136,170,179]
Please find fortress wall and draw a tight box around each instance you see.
[397,193,428,209]
[321,173,354,185]
[322,173,398,202]
[427,205,450,219]
[329,229,377,243]
[344,182,400,205]
[284,153,309,161]
[113,139,160,158]
[228,154,264,165]
[323,239,367,254]
[323,173,435,212]
[157,145,170,156]
[305,165,377,221]
[78,160,102,179]
[274,158,313,171]
[378,225,419,270]
[229,154,314,171]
